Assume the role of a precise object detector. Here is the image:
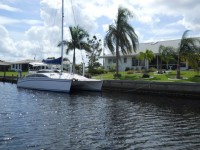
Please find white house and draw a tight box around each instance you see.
[101,38,192,71]
[10,59,35,71]
[10,58,71,72]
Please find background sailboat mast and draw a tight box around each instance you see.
[61,0,64,72]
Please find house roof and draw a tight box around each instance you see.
[138,39,180,54]
[11,59,36,64]
[0,60,11,66]
[101,37,199,58]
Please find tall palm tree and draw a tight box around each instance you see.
[58,26,90,73]
[137,49,155,71]
[176,30,200,79]
[104,7,138,77]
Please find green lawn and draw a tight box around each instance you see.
[0,71,27,77]
[93,70,200,82]
[1,70,200,83]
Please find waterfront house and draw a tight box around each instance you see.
[0,60,11,71]
[10,59,35,72]
[101,38,192,71]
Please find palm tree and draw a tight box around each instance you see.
[158,45,165,73]
[176,30,200,79]
[159,45,176,72]
[161,46,176,70]
[58,26,90,73]
[104,7,138,77]
[137,49,155,72]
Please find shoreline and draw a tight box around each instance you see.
[102,80,200,98]
[1,78,200,98]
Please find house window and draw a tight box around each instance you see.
[132,58,139,66]
[124,58,127,63]
[108,58,112,64]
[180,62,186,67]
[108,58,116,64]
[113,58,116,63]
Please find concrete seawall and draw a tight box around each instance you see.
[102,80,200,98]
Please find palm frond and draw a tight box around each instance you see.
[57,40,67,47]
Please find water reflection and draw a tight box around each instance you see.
[0,83,200,149]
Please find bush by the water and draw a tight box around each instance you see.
[89,68,107,75]
[142,73,150,78]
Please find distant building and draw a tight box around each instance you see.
[101,38,193,71]
[11,57,71,72]
[0,60,11,71]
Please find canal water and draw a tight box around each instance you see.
[1,82,200,149]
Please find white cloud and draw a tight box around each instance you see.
[0,16,19,25]
[0,16,42,26]
[0,25,18,60]
[1,0,200,63]
[0,3,22,12]
[102,24,109,33]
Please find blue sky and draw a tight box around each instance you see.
[0,0,200,62]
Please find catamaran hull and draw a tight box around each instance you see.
[71,80,103,92]
[17,78,72,93]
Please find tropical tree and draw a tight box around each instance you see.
[104,7,138,77]
[137,49,155,72]
[158,45,165,73]
[162,46,176,70]
[58,26,90,73]
[176,30,200,79]
[159,45,176,73]
[86,36,102,75]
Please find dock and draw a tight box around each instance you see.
[0,75,18,83]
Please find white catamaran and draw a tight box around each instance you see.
[17,0,103,92]
[17,0,72,93]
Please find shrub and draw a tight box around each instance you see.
[97,68,106,74]
[127,70,134,74]
[125,67,130,71]
[135,67,140,73]
[148,67,157,72]
[142,73,150,78]
[90,68,107,75]
[108,67,115,72]
[85,73,92,78]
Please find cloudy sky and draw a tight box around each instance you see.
[0,0,200,63]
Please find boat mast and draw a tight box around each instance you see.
[61,0,64,72]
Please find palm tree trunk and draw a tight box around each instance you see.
[160,60,163,73]
[157,55,159,73]
[167,62,169,70]
[73,48,76,73]
[176,53,180,79]
[116,37,119,76]
[159,57,162,73]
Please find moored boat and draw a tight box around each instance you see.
[17,70,72,93]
